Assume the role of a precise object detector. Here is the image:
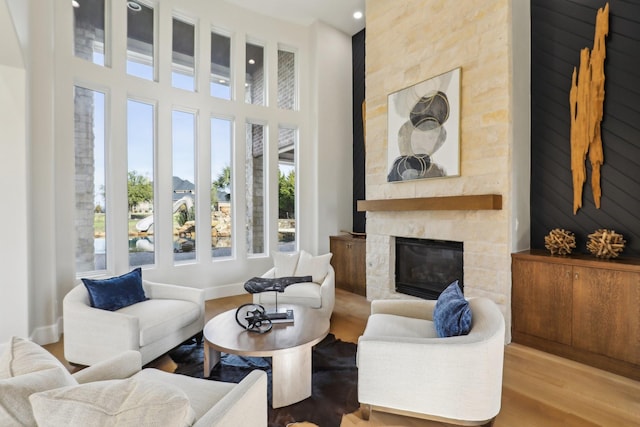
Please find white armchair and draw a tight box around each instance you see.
[63,280,205,366]
[252,250,335,318]
[75,352,268,427]
[357,297,505,425]
[253,264,335,319]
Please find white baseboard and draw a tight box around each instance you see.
[204,282,247,300]
[30,316,63,346]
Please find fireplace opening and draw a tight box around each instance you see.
[395,237,463,299]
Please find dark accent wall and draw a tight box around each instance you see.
[352,29,366,234]
[531,0,640,256]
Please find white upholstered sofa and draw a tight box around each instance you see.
[0,337,267,427]
[252,250,335,318]
[63,279,205,366]
[357,297,506,425]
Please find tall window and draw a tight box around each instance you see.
[211,117,233,258]
[211,31,231,99]
[245,42,265,105]
[73,0,106,66]
[128,100,155,267]
[65,2,306,278]
[127,1,154,80]
[172,110,197,262]
[277,48,296,110]
[246,122,265,255]
[74,86,106,273]
[278,126,296,251]
[172,17,196,91]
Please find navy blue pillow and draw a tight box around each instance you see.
[81,268,147,311]
[433,280,472,337]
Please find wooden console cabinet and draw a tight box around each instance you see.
[329,235,366,296]
[511,250,640,380]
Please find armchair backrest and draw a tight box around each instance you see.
[466,297,506,343]
[63,283,91,307]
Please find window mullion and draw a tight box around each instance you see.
[196,112,211,260]
[197,18,210,95]
[233,115,248,257]
[267,123,279,254]
[154,101,174,267]
[110,0,127,75]
[108,87,130,273]
[156,2,173,86]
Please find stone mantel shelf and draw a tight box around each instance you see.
[357,194,502,212]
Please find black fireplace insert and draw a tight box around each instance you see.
[395,237,463,299]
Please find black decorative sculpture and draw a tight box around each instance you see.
[235,303,272,334]
[243,275,311,319]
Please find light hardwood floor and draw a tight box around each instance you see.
[45,289,640,426]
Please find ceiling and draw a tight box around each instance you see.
[223,0,366,36]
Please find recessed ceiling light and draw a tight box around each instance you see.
[218,79,226,83]
[127,1,142,12]
[353,11,363,20]
[248,59,255,65]
[72,0,80,8]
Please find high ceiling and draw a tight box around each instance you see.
[223,0,366,36]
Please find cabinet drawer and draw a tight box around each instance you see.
[572,266,640,365]
[512,258,572,345]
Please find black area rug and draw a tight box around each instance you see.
[168,334,359,427]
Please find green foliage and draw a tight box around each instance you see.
[279,170,295,219]
[127,171,153,212]
[175,205,195,227]
[211,166,231,207]
[93,213,105,234]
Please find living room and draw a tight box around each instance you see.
[1,0,639,426]
[0,0,355,344]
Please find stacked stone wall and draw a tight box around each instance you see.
[365,0,513,319]
[74,21,97,272]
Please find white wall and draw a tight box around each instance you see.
[0,0,28,343]
[510,0,531,253]
[309,21,354,254]
[3,0,354,345]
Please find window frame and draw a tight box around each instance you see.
[63,0,308,279]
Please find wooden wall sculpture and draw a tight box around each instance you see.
[569,2,609,215]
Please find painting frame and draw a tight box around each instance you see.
[387,67,461,183]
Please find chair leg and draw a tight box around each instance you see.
[360,403,371,421]
[180,332,203,347]
[194,331,203,345]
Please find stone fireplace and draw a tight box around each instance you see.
[362,0,531,343]
[364,204,509,311]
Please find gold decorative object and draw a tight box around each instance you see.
[544,228,576,255]
[586,228,625,259]
[569,3,609,214]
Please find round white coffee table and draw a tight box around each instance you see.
[203,304,329,408]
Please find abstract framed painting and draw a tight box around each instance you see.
[387,67,461,182]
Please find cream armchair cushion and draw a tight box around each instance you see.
[64,279,205,366]
[0,337,143,427]
[357,297,505,425]
[30,377,197,427]
[253,250,335,318]
[0,337,77,426]
[1,338,267,427]
[133,369,267,427]
[1,368,77,426]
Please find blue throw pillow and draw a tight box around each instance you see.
[81,268,147,311]
[433,280,472,337]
